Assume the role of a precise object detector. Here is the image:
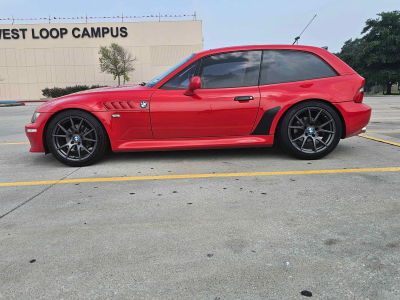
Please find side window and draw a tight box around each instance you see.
[260,50,337,85]
[161,62,197,90]
[198,51,262,89]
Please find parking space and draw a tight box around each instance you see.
[1,97,400,299]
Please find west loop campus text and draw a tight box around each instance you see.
[0,27,128,40]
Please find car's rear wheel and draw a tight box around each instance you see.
[46,110,108,167]
[279,101,342,160]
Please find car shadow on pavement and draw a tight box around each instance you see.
[99,140,358,166]
[100,143,294,165]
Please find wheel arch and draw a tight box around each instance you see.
[273,99,346,139]
[42,108,111,154]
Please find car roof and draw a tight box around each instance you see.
[196,44,325,56]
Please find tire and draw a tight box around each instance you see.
[279,101,342,160]
[46,110,109,167]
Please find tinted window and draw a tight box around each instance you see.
[260,50,337,85]
[161,62,197,90]
[199,51,262,89]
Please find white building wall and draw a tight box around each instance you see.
[0,20,203,100]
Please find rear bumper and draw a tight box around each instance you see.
[333,102,371,138]
[25,113,53,152]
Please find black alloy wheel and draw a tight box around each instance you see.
[279,101,342,159]
[46,110,108,166]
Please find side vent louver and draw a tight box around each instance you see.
[103,101,138,110]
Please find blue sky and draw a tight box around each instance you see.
[0,0,397,53]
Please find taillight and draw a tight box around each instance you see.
[354,87,364,103]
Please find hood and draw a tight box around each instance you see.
[53,84,149,99]
[36,84,155,113]
[72,84,144,95]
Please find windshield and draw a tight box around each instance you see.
[145,53,196,88]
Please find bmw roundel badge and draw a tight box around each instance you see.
[140,101,147,109]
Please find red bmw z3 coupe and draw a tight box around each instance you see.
[26,45,371,167]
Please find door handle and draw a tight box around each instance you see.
[234,96,254,101]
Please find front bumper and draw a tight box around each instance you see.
[25,113,53,152]
[333,102,371,138]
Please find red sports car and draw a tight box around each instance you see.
[26,45,371,167]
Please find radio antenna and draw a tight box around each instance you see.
[292,14,317,45]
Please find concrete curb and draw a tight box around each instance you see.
[0,102,25,107]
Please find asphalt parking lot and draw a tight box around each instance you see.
[1,96,400,299]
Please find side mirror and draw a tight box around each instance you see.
[184,76,201,96]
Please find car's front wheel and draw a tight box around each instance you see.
[279,101,342,160]
[46,110,109,167]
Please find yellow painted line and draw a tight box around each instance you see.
[366,130,400,133]
[0,142,30,145]
[1,167,400,187]
[359,134,400,147]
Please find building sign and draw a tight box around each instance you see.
[0,26,128,40]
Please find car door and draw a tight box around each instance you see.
[150,51,262,138]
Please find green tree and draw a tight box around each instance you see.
[115,46,136,84]
[99,43,136,86]
[336,38,375,89]
[336,11,400,94]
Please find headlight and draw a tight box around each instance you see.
[31,112,41,123]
